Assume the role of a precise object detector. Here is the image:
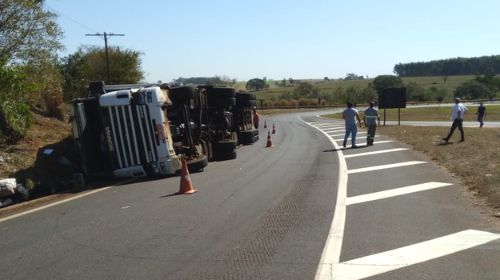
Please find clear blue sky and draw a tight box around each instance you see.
[45,0,500,83]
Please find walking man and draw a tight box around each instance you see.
[363,101,379,146]
[476,102,486,128]
[442,97,467,143]
[343,102,362,148]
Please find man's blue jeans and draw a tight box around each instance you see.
[343,124,357,147]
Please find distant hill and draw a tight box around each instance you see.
[394,55,500,77]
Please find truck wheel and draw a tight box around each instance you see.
[213,139,237,161]
[214,150,237,161]
[200,137,213,162]
[207,88,236,107]
[187,155,208,172]
[238,131,255,145]
[213,97,236,107]
[169,86,194,105]
[213,140,237,153]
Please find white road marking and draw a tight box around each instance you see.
[334,229,500,280]
[344,148,409,158]
[315,123,343,127]
[346,182,453,205]
[0,187,111,223]
[348,161,426,174]
[321,127,345,131]
[121,205,131,209]
[339,140,394,146]
[298,118,348,280]
[329,132,366,137]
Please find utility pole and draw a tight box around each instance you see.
[85,32,125,83]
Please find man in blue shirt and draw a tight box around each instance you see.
[363,101,379,146]
[343,102,362,148]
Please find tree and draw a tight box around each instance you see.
[292,82,316,99]
[455,80,494,100]
[83,46,143,84]
[0,0,65,140]
[246,78,267,91]
[0,0,63,64]
[344,73,364,80]
[372,75,403,94]
[61,46,144,99]
[406,81,425,101]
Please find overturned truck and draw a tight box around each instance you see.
[70,82,258,179]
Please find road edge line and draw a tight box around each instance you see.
[0,187,111,223]
[299,116,348,280]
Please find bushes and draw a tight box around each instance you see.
[0,65,33,143]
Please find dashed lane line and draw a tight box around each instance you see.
[334,229,500,280]
[346,182,453,205]
[343,148,409,158]
[347,161,426,174]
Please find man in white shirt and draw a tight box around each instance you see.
[442,97,468,143]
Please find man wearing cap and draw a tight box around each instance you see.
[442,97,468,143]
[363,101,380,146]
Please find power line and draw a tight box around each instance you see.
[45,4,97,34]
[85,32,125,83]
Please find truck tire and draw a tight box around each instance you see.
[236,93,257,107]
[187,155,208,172]
[169,86,194,105]
[207,88,236,107]
[213,140,237,160]
[200,137,213,162]
[238,130,255,145]
[215,150,237,161]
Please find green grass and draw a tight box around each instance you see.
[323,104,500,122]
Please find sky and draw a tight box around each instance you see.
[45,0,500,83]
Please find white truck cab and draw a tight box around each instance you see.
[71,84,182,178]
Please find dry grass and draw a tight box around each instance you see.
[378,125,500,209]
[0,113,71,178]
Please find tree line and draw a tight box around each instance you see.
[394,55,500,77]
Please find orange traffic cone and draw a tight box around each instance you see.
[266,131,273,148]
[176,158,198,195]
[272,123,276,134]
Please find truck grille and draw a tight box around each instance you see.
[104,105,158,169]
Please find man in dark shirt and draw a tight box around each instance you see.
[476,102,486,128]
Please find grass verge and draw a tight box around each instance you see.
[378,125,500,210]
[323,104,500,122]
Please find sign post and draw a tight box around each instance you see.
[378,87,407,126]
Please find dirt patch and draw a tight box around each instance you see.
[0,113,71,178]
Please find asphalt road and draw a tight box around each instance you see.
[0,112,499,280]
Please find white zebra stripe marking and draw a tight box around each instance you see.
[346,182,453,205]
[347,161,426,174]
[344,148,409,158]
[334,229,500,280]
